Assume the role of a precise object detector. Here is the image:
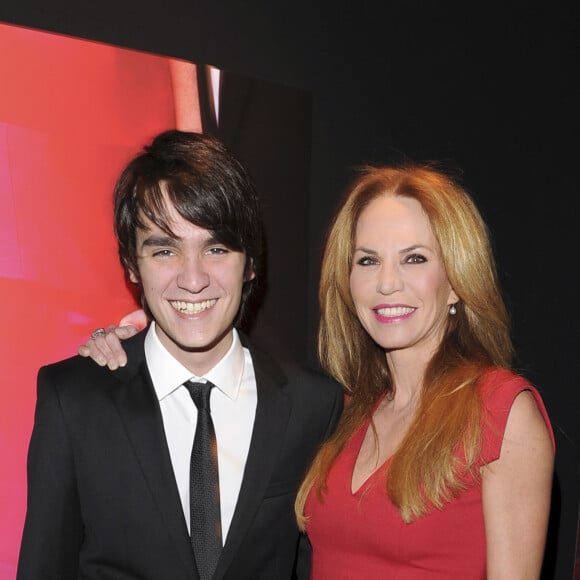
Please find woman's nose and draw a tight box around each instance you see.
[376,264,403,295]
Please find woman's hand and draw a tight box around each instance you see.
[78,309,147,370]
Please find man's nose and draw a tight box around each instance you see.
[177,255,210,293]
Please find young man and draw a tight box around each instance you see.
[17,131,343,580]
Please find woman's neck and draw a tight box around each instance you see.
[386,348,430,408]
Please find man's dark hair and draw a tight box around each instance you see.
[114,130,265,323]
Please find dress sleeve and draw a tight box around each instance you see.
[479,368,555,466]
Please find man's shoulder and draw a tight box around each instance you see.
[38,332,147,393]
[40,352,108,379]
[280,359,341,391]
[246,343,344,435]
[38,356,113,399]
[246,339,342,399]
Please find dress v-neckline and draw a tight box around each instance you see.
[350,394,393,496]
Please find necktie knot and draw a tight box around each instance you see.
[186,380,214,411]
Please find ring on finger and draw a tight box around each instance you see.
[90,328,107,340]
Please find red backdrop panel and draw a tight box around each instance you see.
[0,22,182,577]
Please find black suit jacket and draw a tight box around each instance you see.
[17,331,343,580]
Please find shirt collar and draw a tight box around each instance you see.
[144,322,245,402]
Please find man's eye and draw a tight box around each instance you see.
[207,247,228,255]
[152,249,174,257]
[405,254,426,264]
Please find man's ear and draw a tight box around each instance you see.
[245,258,256,282]
[128,268,140,285]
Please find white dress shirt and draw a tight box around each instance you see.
[145,323,257,542]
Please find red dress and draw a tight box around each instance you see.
[305,369,554,579]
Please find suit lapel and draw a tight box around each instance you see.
[214,342,291,579]
[110,333,197,578]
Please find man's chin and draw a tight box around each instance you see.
[161,326,234,355]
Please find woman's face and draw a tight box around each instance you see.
[349,194,458,363]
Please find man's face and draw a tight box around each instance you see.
[130,200,253,375]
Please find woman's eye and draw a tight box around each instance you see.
[405,254,426,264]
[356,255,378,266]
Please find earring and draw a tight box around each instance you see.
[449,304,457,316]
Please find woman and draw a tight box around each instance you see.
[294,165,554,579]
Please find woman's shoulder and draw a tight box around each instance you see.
[477,367,549,410]
[478,367,530,397]
[477,367,554,461]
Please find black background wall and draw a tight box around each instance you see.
[1,1,578,578]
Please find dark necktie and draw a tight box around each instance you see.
[185,380,222,580]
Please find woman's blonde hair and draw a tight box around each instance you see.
[296,164,513,524]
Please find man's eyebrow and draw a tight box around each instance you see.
[206,232,224,245]
[140,232,225,248]
[140,235,180,248]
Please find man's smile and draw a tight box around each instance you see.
[170,299,217,314]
